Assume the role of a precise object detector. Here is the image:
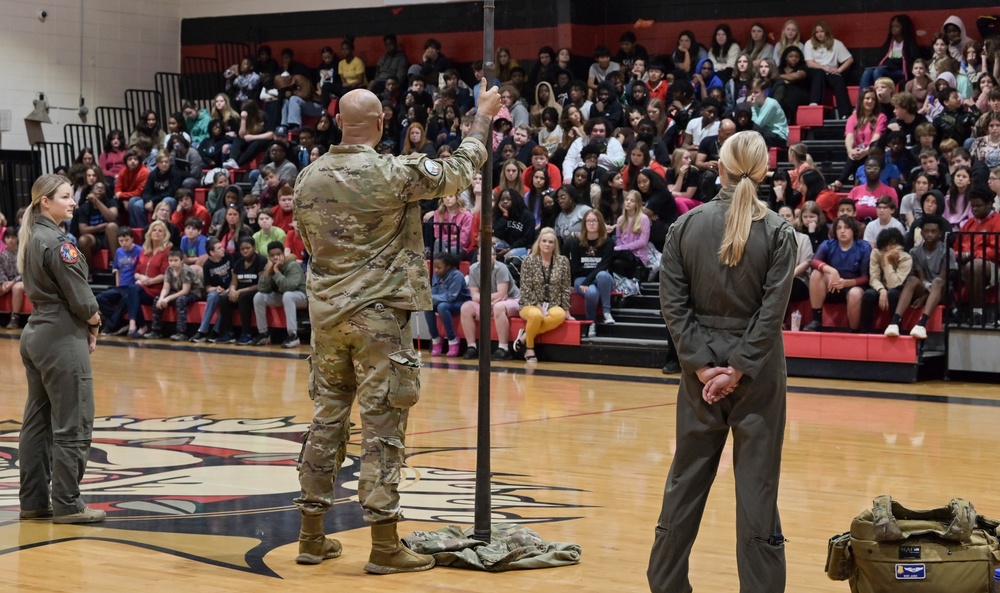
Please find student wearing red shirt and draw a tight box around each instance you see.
[113,150,150,205]
[124,220,172,337]
[170,189,211,234]
[954,188,1000,325]
[646,61,669,104]
[520,146,562,192]
[272,188,295,233]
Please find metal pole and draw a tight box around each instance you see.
[474,0,496,543]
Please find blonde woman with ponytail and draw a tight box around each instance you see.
[16,174,106,525]
[649,130,795,593]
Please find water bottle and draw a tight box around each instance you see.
[790,310,801,332]
[992,568,1000,593]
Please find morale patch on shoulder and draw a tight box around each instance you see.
[59,242,80,264]
[423,160,441,176]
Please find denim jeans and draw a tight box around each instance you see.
[281,96,323,127]
[574,271,613,320]
[424,300,464,340]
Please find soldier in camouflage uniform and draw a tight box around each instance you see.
[291,80,501,573]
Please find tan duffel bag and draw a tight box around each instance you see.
[826,495,1000,592]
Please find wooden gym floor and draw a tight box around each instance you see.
[1,330,998,592]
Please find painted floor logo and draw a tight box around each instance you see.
[0,416,588,577]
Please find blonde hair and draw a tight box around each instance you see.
[435,194,467,217]
[211,93,238,125]
[776,19,801,56]
[530,227,560,258]
[619,190,645,235]
[144,220,173,253]
[717,131,769,267]
[788,143,814,167]
[810,20,834,51]
[18,174,70,274]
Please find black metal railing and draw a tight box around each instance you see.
[63,124,106,161]
[155,72,185,116]
[182,57,224,103]
[125,89,165,131]
[31,142,71,176]
[429,221,463,258]
[0,152,36,220]
[96,107,134,142]
[948,230,1000,330]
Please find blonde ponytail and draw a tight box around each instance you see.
[718,131,769,267]
[17,174,70,275]
[789,142,813,168]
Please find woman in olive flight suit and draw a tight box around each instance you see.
[17,173,105,524]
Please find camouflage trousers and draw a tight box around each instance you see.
[294,301,421,523]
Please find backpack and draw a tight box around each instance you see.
[826,495,1000,592]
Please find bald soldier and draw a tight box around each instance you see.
[291,81,501,573]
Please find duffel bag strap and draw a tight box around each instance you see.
[871,495,976,543]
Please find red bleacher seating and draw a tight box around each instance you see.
[194,187,207,206]
[0,293,33,315]
[140,300,301,329]
[847,86,859,108]
[796,105,824,128]
[90,249,110,271]
[787,125,801,145]
[437,314,591,347]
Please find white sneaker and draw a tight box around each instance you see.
[223,159,239,169]
[587,324,596,338]
[883,324,900,337]
[909,325,927,340]
[602,311,615,325]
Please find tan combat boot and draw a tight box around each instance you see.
[363,520,435,574]
[295,513,343,565]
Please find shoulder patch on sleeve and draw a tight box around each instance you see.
[423,160,441,176]
[59,242,80,264]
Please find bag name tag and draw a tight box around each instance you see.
[898,546,921,560]
[895,564,926,580]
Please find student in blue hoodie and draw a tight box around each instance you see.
[692,57,724,101]
[424,251,471,357]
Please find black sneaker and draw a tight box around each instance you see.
[491,348,512,360]
[282,334,300,348]
[462,346,478,360]
[143,331,163,340]
[170,332,187,341]
[802,320,822,332]
[214,332,236,344]
[662,359,681,374]
[251,334,271,346]
[190,331,208,343]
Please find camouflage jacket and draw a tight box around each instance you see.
[293,137,487,328]
[401,523,582,571]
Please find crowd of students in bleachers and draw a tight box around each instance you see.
[3,12,1000,359]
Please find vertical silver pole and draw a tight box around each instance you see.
[474,0,496,543]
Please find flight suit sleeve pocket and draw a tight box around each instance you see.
[387,350,421,408]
